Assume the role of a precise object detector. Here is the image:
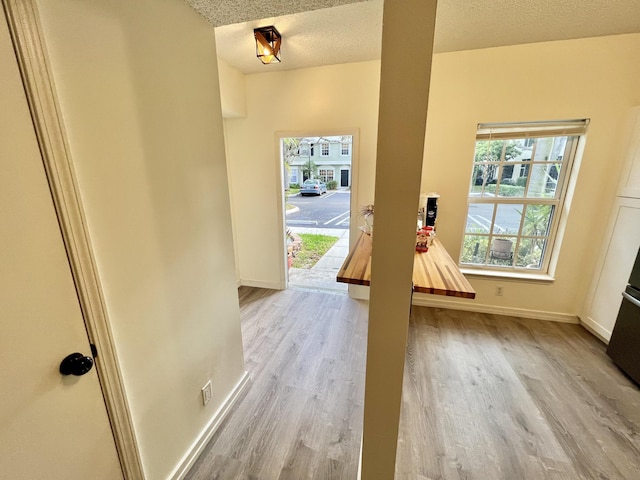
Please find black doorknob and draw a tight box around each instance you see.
[59,352,94,376]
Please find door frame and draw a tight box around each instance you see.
[275,129,359,289]
[2,1,144,479]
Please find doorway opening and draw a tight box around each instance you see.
[280,134,354,292]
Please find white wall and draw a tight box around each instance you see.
[35,1,245,478]
[225,33,640,318]
[419,33,640,316]
[218,58,247,118]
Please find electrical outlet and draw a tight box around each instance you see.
[495,286,503,296]
[201,381,212,406]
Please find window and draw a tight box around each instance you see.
[321,143,330,156]
[289,168,298,184]
[341,142,350,156]
[319,169,334,182]
[460,120,587,273]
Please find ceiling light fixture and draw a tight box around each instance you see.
[254,26,281,65]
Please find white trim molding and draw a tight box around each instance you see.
[169,372,251,480]
[2,1,145,478]
[241,279,285,290]
[411,294,580,324]
[350,286,579,323]
[579,316,611,344]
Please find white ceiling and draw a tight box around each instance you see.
[186,0,640,75]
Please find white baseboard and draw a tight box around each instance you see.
[347,287,579,324]
[240,279,284,290]
[411,294,580,324]
[170,371,251,480]
[579,315,611,343]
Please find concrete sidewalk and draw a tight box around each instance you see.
[287,226,349,292]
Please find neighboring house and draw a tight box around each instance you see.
[288,135,352,187]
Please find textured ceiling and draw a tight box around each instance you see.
[186,0,370,27]
[189,0,640,74]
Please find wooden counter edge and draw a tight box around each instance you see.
[336,231,476,299]
[336,231,372,286]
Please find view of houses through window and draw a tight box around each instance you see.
[460,120,588,274]
[281,135,353,292]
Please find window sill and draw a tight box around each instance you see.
[460,268,555,283]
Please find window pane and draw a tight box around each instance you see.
[469,164,489,194]
[498,162,531,197]
[474,139,523,163]
[533,136,567,162]
[503,139,523,161]
[526,163,562,198]
[474,140,502,163]
[465,204,494,233]
[480,165,499,196]
[493,204,523,235]
[497,163,527,197]
[516,238,546,269]
[488,237,515,266]
[522,204,553,236]
[501,164,514,181]
[460,235,489,264]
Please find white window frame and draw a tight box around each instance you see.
[321,143,330,156]
[459,120,588,275]
[319,168,334,182]
[341,142,350,156]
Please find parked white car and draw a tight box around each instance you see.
[300,179,327,196]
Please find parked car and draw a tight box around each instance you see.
[300,179,327,196]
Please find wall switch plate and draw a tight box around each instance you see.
[201,381,212,406]
[495,286,504,296]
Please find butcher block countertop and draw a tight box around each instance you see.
[337,231,476,299]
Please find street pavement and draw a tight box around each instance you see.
[467,203,527,234]
[286,190,350,229]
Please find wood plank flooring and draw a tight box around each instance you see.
[185,287,640,480]
[186,287,368,480]
[397,308,640,480]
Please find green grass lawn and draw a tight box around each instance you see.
[287,188,300,195]
[292,234,338,269]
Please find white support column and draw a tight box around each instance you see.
[360,1,437,479]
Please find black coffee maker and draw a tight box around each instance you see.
[425,193,439,229]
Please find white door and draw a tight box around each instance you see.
[0,9,123,480]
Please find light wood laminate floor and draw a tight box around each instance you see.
[186,287,640,480]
